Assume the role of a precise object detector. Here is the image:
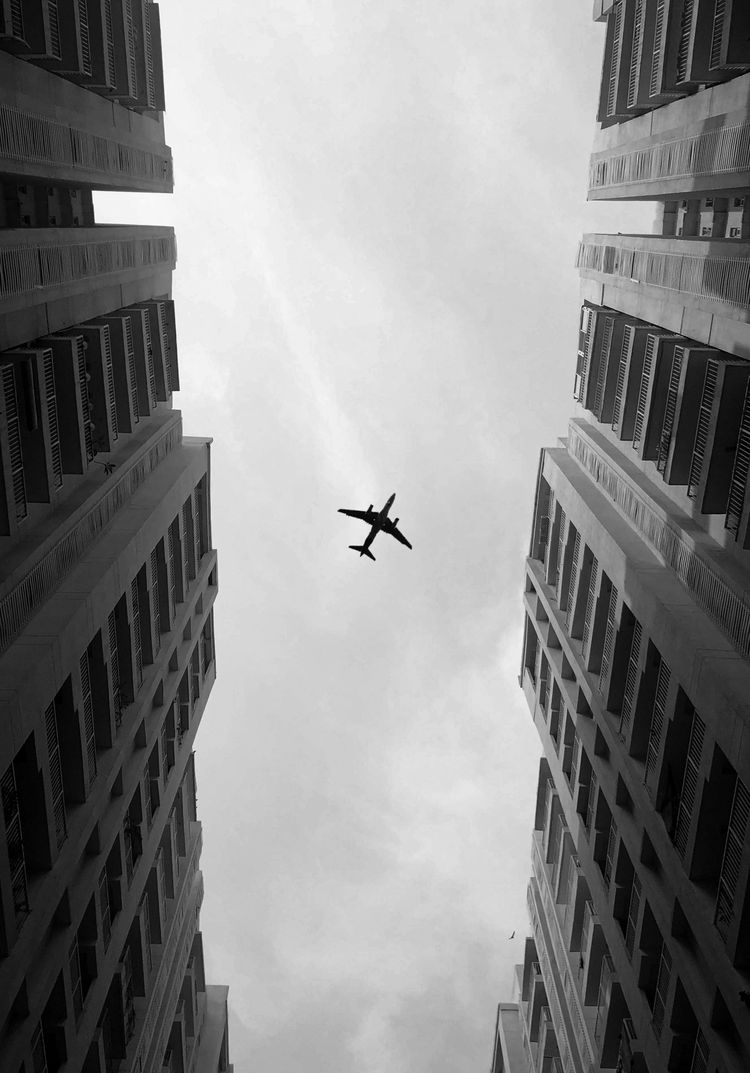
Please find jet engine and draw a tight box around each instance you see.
[393,517,399,526]
[368,504,373,512]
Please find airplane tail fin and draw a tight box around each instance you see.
[349,544,376,561]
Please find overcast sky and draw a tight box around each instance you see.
[98,3,652,1070]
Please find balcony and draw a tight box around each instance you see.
[132,831,204,1073]
[631,334,681,461]
[0,362,27,534]
[91,313,140,433]
[576,234,750,314]
[536,1006,560,1073]
[39,333,94,471]
[126,299,178,398]
[709,0,750,72]
[2,347,62,503]
[725,378,750,544]
[611,325,654,440]
[617,1017,647,1073]
[686,358,750,513]
[1,0,62,62]
[593,953,628,1068]
[658,345,717,485]
[0,227,177,348]
[580,900,606,1006]
[59,323,119,452]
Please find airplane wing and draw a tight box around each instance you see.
[387,524,412,549]
[338,508,378,524]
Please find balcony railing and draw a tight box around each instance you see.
[576,235,750,309]
[0,364,27,524]
[651,942,672,1040]
[624,873,641,960]
[589,118,750,194]
[0,228,176,301]
[598,584,618,692]
[656,345,683,472]
[715,775,750,940]
[725,379,750,534]
[675,0,693,82]
[673,711,705,858]
[530,836,595,1071]
[569,425,750,658]
[690,1028,710,1073]
[0,417,182,655]
[687,361,719,498]
[582,899,598,957]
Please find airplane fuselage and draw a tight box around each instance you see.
[362,493,395,550]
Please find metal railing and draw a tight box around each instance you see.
[611,326,631,433]
[0,104,173,183]
[673,711,705,858]
[676,0,694,82]
[0,418,181,654]
[687,361,718,498]
[0,233,176,300]
[715,775,750,940]
[598,584,618,692]
[632,335,656,450]
[606,2,623,117]
[569,426,750,657]
[709,0,727,70]
[649,0,666,97]
[589,119,750,192]
[627,0,644,107]
[0,364,27,523]
[656,345,683,472]
[725,379,750,534]
[576,238,750,308]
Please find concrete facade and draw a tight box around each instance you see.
[498,7,750,1073]
[490,1002,535,1073]
[0,4,231,1072]
[519,420,750,1073]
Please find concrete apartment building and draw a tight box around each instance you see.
[0,6,231,1073]
[498,4,750,1073]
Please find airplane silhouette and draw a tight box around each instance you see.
[338,492,412,561]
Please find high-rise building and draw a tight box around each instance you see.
[0,7,231,1073]
[490,1000,536,1073]
[500,7,750,1073]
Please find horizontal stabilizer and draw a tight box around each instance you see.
[350,544,376,561]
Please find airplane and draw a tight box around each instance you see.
[338,492,412,560]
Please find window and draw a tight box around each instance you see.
[69,939,83,1021]
[701,226,712,236]
[730,227,741,238]
[2,763,29,923]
